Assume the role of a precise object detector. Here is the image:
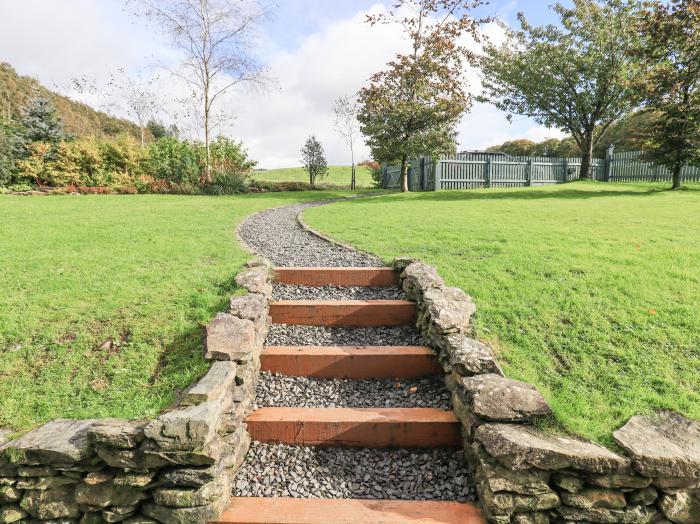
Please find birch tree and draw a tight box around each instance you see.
[332,95,360,190]
[131,0,269,179]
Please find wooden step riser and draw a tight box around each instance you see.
[246,407,461,448]
[269,300,415,327]
[275,267,398,287]
[214,497,485,524]
[261,346,441,379]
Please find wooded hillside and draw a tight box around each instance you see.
[0,62,141,139]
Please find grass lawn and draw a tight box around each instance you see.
[304,182,700,446]
[0,191,350,434]
[252,165,376,188]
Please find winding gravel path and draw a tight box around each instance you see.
[233,443,476,502]
[238,201,382,267]
[234,200,475,503]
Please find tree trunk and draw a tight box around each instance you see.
[672,163,682,189]
[400,155,409,193]
[579,138,594,180]
[204,91,211,183]
[350,142,356,190]
[140,127,145,149]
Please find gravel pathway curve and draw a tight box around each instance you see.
[238,200,382,267]
[255,372,451,409]
[234,199,476,504]
[233,443,476,502]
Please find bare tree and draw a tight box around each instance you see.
[332,95,361,190]
[107,69,161,147]
[68,70,161,147]
[130,0,270,179]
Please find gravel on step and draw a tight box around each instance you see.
[266,324,425,347]
[233,443,476,502]
[272,283,405,301]
[238,201,382,267]
[255,372,450,409]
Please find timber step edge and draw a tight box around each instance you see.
[213,497,485,524]
[275,266,398,287]
[261,346,441,378]
[269,300,416,327]
[246,407,461,448]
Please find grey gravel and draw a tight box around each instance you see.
[266,324,425,347]
[255,372,450,409]
[273,283,405,301]
[233,443,476,502]
[238,201,382,267]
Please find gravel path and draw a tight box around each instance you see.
[255,372,451,409]
[266,324,425,346]
[238,201,382,267]
[273,283,404,301]
[236,200,476,505]
[233,443,476,502]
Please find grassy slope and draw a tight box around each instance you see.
[304,182,700,446]
[252,166,375,188]
[0,191,347,433]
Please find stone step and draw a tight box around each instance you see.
[246,407,461,448]
[261,346,440,378]
[275,267,398,287]
[214,497,485,524]
[269,300,416,327]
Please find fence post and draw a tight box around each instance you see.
[435,157,442,190]
[562,159,569,182]
[605,145,615,182]
[485,158,492,188]
[525,159,532,187]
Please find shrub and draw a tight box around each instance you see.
[208,136,257,173]
[202,169,249,195]
[146,137,200,184]
[0,124,24,186]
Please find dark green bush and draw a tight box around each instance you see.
[202,169,249,195]
[146,137,200,184]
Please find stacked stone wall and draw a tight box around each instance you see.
[394,257,700,524]
[0,258,273,524]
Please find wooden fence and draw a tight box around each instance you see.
[382,149,699,190]
[608,150,700,183]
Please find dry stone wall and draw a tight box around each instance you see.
[0,258,273,524]
[394,257,700,524]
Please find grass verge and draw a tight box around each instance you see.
[0,191,348,433]
[304,182,700,446]
[252,165,376,188]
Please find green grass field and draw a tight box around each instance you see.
[252,165,376,187]
[0,191,349,434]
[304,182,700,446]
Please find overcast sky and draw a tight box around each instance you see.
[0,0,566,168]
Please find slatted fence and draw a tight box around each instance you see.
[381,150,699,190]
[609,151,700,183]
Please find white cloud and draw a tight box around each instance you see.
[0,0,564,168]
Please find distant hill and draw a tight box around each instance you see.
[0,62,141,139]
